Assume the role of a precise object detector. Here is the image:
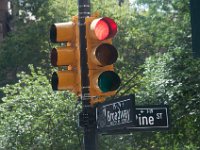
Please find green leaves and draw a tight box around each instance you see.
[137,48,200,148]
[0,65,81,149]
[0,0,199,149]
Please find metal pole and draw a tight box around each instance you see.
[78,0,98,150]
[190,0,200,58]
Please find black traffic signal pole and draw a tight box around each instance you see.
[190,0,200,58]
[78,0,98,150]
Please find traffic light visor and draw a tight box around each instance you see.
[50,22,74,43]
[52,72,58,90]
[98,71,120,92]
[51,48,58,66]
[50,47,75,67]
[51,71,75,91]
[50,24,57,43]
[91,17,118,41]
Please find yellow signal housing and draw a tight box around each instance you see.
[50,22,75,43]
[51,71,76,90]
[50,16,81,95]
[85,16,121,105]
[51,47,75,67]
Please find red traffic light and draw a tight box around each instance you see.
[90,17,118,41]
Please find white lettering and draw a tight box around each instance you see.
[106,109,131,126]
[137,114,155,126]
[156,113,163,119]
[149,116,154,125]
[147,109,153,114]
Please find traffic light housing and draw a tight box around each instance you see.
[50,17,81,95]
[85,16,121,105]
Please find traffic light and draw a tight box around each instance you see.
[50,17,81,95]
[85,16,121,104]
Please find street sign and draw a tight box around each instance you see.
[126,105,170,131]
[99,105,170,135]
[96,95,135,132]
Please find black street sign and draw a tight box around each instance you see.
[126,105,170,131]
[136,106,169,129]
[99,105,170,135]
[96,95,135,132]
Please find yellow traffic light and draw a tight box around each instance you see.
[50,22,75,43]
[85,16,121,105]
[50,17,81,95]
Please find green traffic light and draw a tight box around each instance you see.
[98,71,120,92]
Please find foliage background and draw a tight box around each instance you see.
[0,0,200,149]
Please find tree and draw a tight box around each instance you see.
[0,0,10,42]
[0,0,78,86]
[0,65,82,149]
[137,48,200,149]
[1,0,199,149]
